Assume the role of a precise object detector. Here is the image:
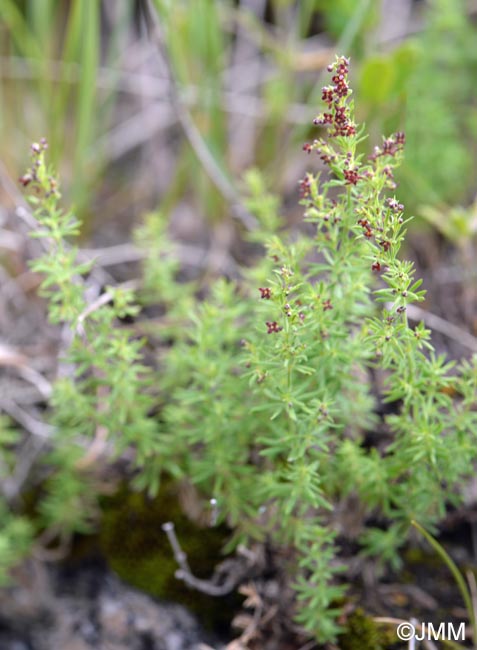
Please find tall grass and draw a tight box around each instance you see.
[0,0,125,213]
[1,0,476,237]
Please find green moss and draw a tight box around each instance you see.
[339,609,396,650]
[99,480,238,632]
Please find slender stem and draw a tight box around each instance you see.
[412,520,477,648]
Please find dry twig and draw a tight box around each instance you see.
[0,343,52,399]
[162,521,251,597]
[0,399,53,439]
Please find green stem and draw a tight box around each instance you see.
[412,520,477,649]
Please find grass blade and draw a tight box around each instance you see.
[412,520,477,648]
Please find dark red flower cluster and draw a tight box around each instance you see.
[313,110,356,137]
[322,299,333,311]
[386,198,404,213]
[395,131,405,145]
[325,56,351,100]
[18,173,33,187]
[18,138,49,188]
[259,287,272,299]
[330,59,350,97]
[358,217,373,239]
[382,166,397,190]
[266,321,282,334]
[371,261,381,272]
[332,105,356,137]
[344,168,361,185]
[321,86,334,105]
[370,132,405,161]
[316,148,336,165]
[311,56,356,138]
[313,113,333,126]
[298,176,311,199]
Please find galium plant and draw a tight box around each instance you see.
[154,56,477,640]
[9,56,477,643]
[17,141,159,536]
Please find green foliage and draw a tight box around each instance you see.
[359,0,477,218]
[0,499,33,587]
[23,140,91,323]
[141,57,477,640]
[402,0,477,210]
[359,44,417,112]
[314,0,378,52]
[19,142,159,535]
[0,418,34,585]
[11,56,477,644]
[419,200,477,249]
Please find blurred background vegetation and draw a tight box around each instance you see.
[0,0,476,291]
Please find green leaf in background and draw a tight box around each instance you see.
[360,56,395,105]
[359,43,416,108]
[316,0,378,42]
[72,1,99,196]
[401,0,476,210]
[27,0,56,53]
[391,41,417,91]
[264,75,292,121]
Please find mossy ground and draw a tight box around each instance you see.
[339,609,399,650]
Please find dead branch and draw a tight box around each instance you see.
[162,521,251,597]
[0,399,53,439]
